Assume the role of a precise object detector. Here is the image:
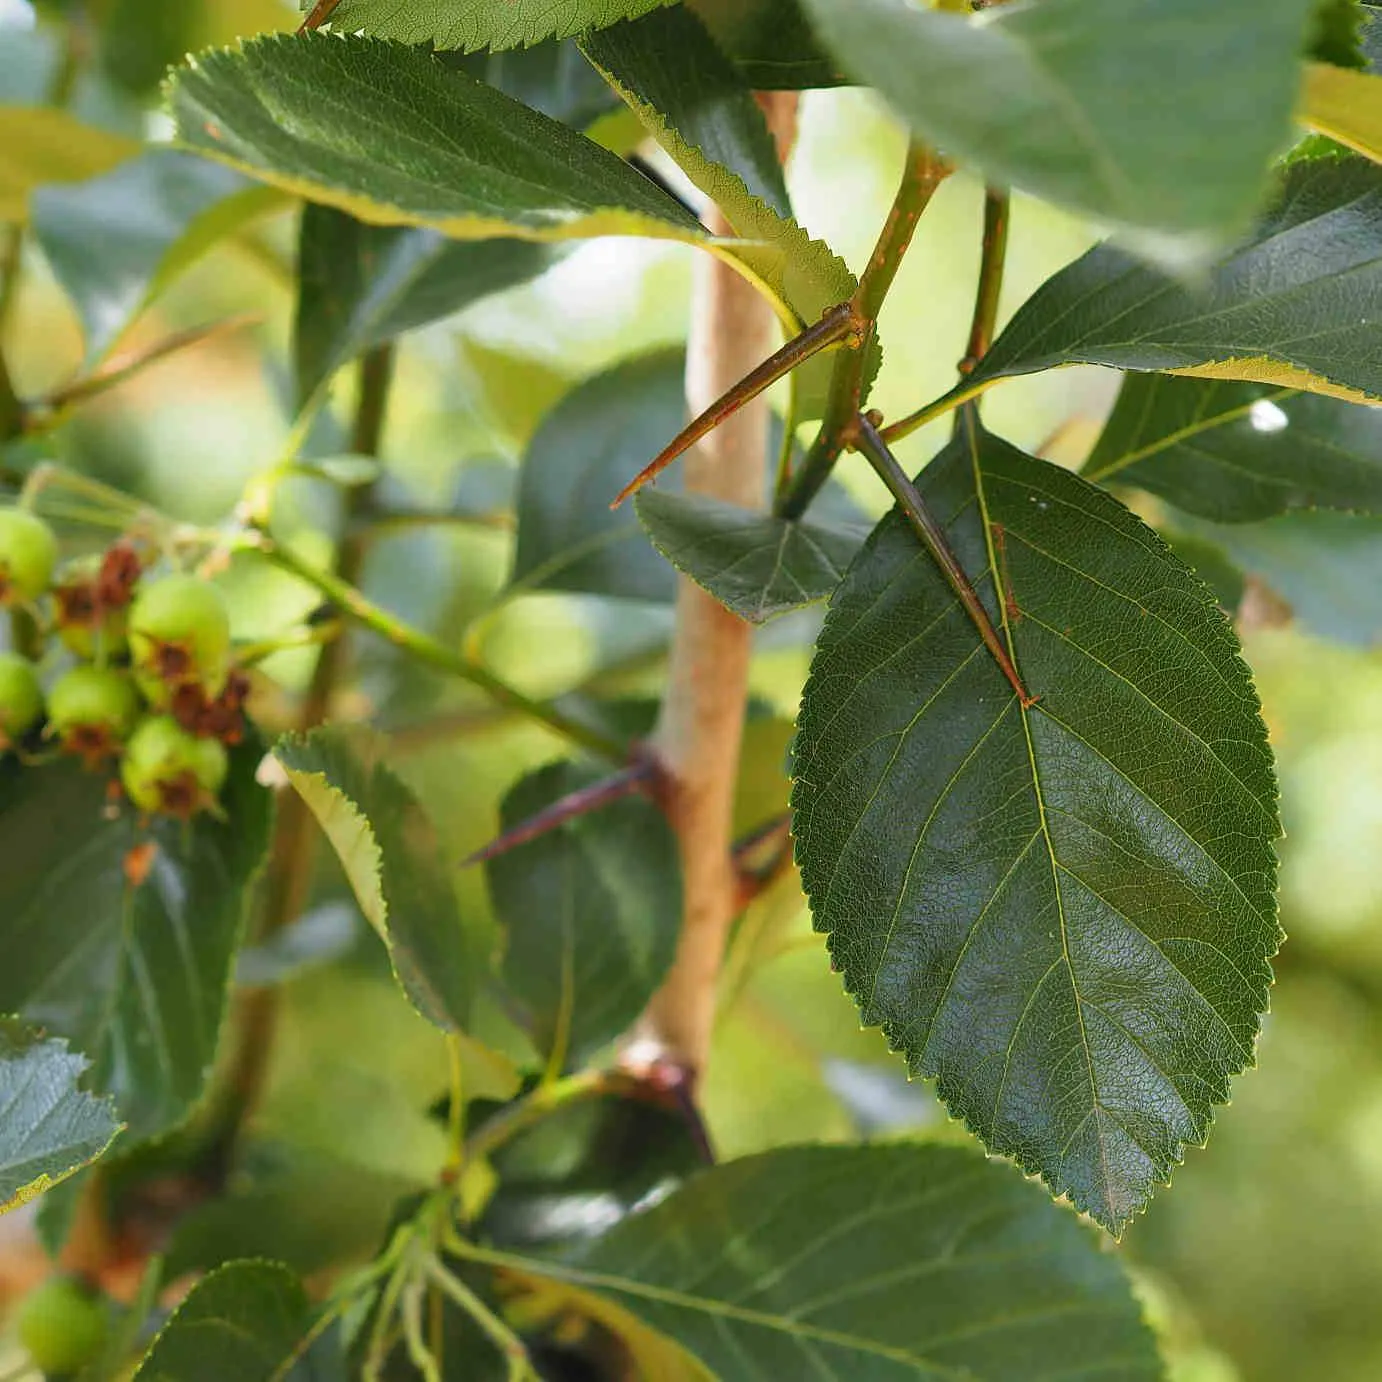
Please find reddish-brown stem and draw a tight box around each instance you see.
[299,0,343,31]
[611,303,858,508]
[461,759,655,868]
[854,411,1035,706]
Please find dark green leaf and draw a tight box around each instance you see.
[275,725,478,1032]
[132,1260,311,1382]
[635,490,867,623]
[487,760,681,1069]
[507,1143,1161,1379]
[483,1092,703,1250]
[1160,530,1247,616]
[801,0,1314,258]
[32,150,284,365]
[310,0,677,52]
[0,748,273,1143]
[792,419,1279,1233]
[0,1021,121,1214]
[1310,0,1367,65]
[99,0,200,94]
[511,351,683,602]
[1084,374,1382,521]
[977,157,1382,405]
[169,35,700,241]
[443,37,621,128]
[583,8,861,416]
[691,0,845,89]
[294,202,562,407]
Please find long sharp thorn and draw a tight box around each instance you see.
[611,302,858,509]
[854,411,1035,707]
[299,0,343,31]
[461,759,656,867]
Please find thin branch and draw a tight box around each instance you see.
[854,411,1034,705]
[776,142,953,521]
[958,187,1010,377]
[299,0,343,31]
[610,302,858,508]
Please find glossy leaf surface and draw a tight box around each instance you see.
[275,726,477,1032]
[0,750,273,1144]
[1084,374,1382,521]
[132,1260,311,1382]
[0,1021,120,1215]
[508,1143,1162,1378]
[977,157,1382,404]
[487,760,681,1069]
[800,0,1312,257]
[792,420,1279,1232]
[636,490,867,623]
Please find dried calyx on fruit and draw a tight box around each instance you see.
[129,574,231,703]
[53,543,143,660]
[120,714,229,819]
[0,652,43,749]
[0,508,58,607]
[48,665,142,766]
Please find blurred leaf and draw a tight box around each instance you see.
[31,150,284,364]
[801,0,1312,259]
[1301,61,1382,162]
[0,107,137,223]
[235,902,363,987]
[0,747,273,1144]
[1084,374,1382,521]
[506,1143,1161,1379]
[691,0,844,89]
[275,725,479,1032]
[443,37,621,128]
[583,7,862,417]
[294,202,562,407]
[0,1020,120,1214]
[510,351,682,603]
[168,36,837,357]
[1160,530,1247,616]
[793,420,1279,1233]
[978,157,1382,406]
[635,490,866,623]
[487,760,681,1070]
[483,1092,703,1251]
[311,0,677,52]
[99,0,199,94]
[1308,0,1367,65]
[132,1260,311,1382]
[290,455,382,488]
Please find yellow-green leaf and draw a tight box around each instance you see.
[0,107,138,224]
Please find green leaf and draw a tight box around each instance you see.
[977,156,1382,406]
[0,1021,121,1215]
[800,0,1314,260]
[442,37,622,128]
[691,0,845,90]
[274,725,478,1032]
[1301,60,1382,163]
[792,419,1280,1233]
[31,150,285,365]
[0,106,138,224]
[510,351,682,603]
[235,903,362,987]
[132,1260,311,1382]
[502,1143,1162,1378]
[309,0,677,52]
[582,7,862,416]
[486,759,681,1070]
[1309,0,1367,65]
[635,490,867,623]
[1083,374,1382,521]
[294,202,562,407]
[169,35,843,370]
[0,749,273,1144]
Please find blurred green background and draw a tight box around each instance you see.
[4,3,1380,1378]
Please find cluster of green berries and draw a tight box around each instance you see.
[0,506,249,820]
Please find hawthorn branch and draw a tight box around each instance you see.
[631,93,800,1080]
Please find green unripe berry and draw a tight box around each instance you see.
[129,576,231,695]
[48,666,141,763]
[0,509,58,606]
[53,555,130,661]
[0,652,43,746]
[121,715,228,818]
[14,1275,109,1377]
